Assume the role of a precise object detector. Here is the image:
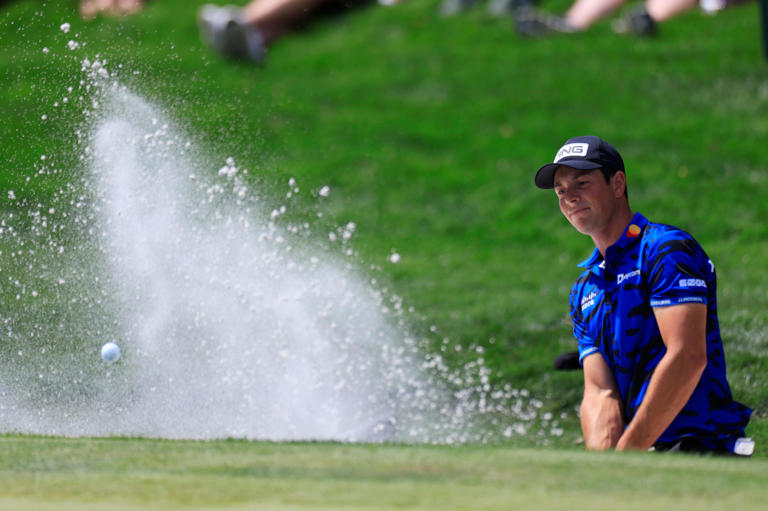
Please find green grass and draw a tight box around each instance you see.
[2,0,768,503]
[2,435,768,510]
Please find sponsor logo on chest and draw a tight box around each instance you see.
[616,269,641,285]
[581,291,598,311]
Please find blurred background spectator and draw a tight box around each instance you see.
[198,0,405,63]
[79,0,147,19]
[515,0,753,37]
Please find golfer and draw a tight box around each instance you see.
[536,135,752,454]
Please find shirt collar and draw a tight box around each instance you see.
[577,212,648,269]
[612,212,648,250]
[577,247,603,269]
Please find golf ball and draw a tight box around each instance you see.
[101,342,121,363]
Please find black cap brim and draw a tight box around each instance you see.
[534,160,603,189]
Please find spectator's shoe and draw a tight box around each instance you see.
[612,6,658,36]
[198,4,266,62]
[515,6,579,37]
[439,0,480,17]
[699,0,727,14]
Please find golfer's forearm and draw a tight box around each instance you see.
[580,390,623,450]
[616,348,706,450]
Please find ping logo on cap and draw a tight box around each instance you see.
[554,143,589,163]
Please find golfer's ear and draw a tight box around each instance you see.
[612,171,626,198]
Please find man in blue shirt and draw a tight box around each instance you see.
[535,135,752,454]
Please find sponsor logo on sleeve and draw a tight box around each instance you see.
[554,143,589,162]
[677,296,706,304]
[651,297,706,306]
[678,278,706,289]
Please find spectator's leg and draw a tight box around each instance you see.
[80,0,145,19]
[565,0,625,29]
[242,0,330,44]
[644,0,698,21]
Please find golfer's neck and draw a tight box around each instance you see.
[592,207,634,257]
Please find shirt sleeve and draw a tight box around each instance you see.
[569,282,600,364]
[645,230,710,308]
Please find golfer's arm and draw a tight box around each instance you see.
[616,303,708,451]
[580,353,624,450]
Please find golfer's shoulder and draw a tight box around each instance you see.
[569,267,595,301]
[641,220,705,262]
[642,218,689,240]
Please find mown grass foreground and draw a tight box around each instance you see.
[2,435,768,510]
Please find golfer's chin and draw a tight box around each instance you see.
[566,214,594,236]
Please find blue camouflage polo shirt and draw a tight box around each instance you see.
[570,212,751,451]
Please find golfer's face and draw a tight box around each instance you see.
[553,167,616,236]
